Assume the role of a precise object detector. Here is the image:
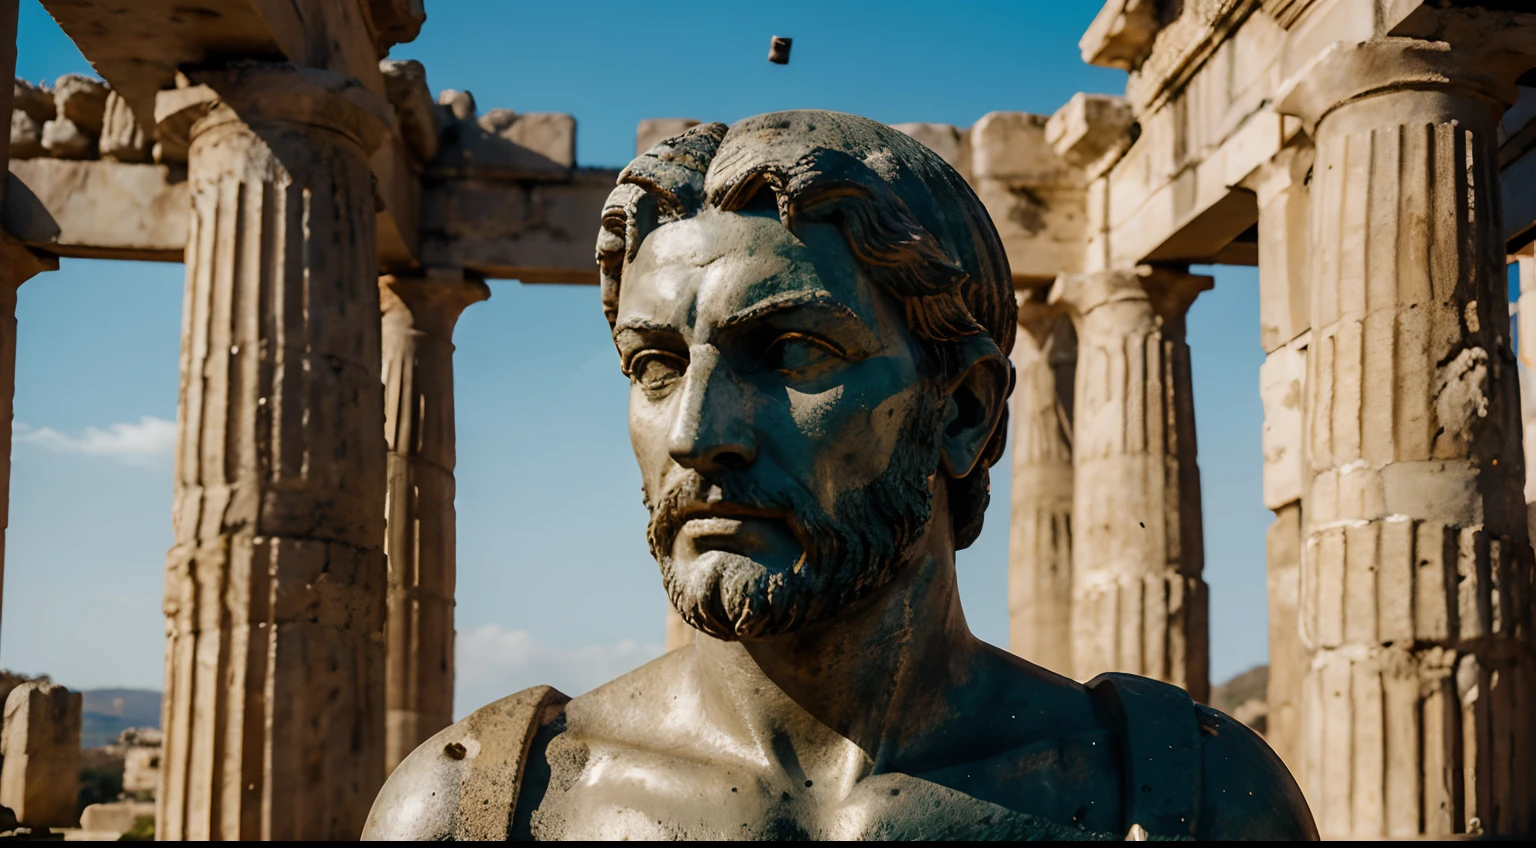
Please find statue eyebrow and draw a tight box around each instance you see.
[717,290,860,328]
[612,317,679,336]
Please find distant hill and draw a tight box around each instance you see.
[81,689,161,748]
[1209,664,1268,714]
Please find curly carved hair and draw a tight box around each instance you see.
[594,110,1016,550]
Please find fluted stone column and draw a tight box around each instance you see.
[1050,266,1211,702]
[153,65,392,841]
[1248,142,1315,778]
[380,269,488,775]
[1279,37,1536,839]
[1007,291,1076,672]
[0,236,56,647]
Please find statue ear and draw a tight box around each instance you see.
[938,337,1010,480]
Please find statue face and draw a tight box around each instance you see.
[615,208,948,640]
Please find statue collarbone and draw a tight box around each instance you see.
[516,646,1125,841]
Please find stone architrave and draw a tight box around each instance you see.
[1278,35,1536,839]
[1050,266,1211,703]
[380,269,490,775]
[153,64,393,841]
[0,681,82,827]
[1007,290,1076,672]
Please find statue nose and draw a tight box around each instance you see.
[667,348,757,473]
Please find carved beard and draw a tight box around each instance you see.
[645,392,947,641]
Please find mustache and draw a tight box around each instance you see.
[645,469,820,564]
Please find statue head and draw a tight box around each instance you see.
[596,111,1015,641]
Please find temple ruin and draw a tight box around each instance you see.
[5,0,1536,840]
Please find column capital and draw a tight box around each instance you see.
[1240,142,1315,210]
[1276,35,1532,137]
[155,62,394,155]
[380,269,491,340]
[0,231,59,289]
[1015,286,1064,340]
[1048,265,1212,324]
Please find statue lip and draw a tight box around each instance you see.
[677,501,787,522]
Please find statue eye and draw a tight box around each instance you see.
[764,334,841,375]
[629,352,686,389]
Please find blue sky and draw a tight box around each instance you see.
[4,0,1284,713]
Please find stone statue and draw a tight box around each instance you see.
[362,111,1317,841]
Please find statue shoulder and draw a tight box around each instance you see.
[1193,704,1318,840]
[361,685,570,842]
[1085,672,1317,841]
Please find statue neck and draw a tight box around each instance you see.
[685,515,980,775]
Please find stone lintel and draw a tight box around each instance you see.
[5,159,187,262]
[5,153,618,280]
[1107,112,1274,269]
[421,169,619,284]
[1079,0,1159,71]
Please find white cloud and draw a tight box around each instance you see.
[454,625,664,719]
[14,416,177,466]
